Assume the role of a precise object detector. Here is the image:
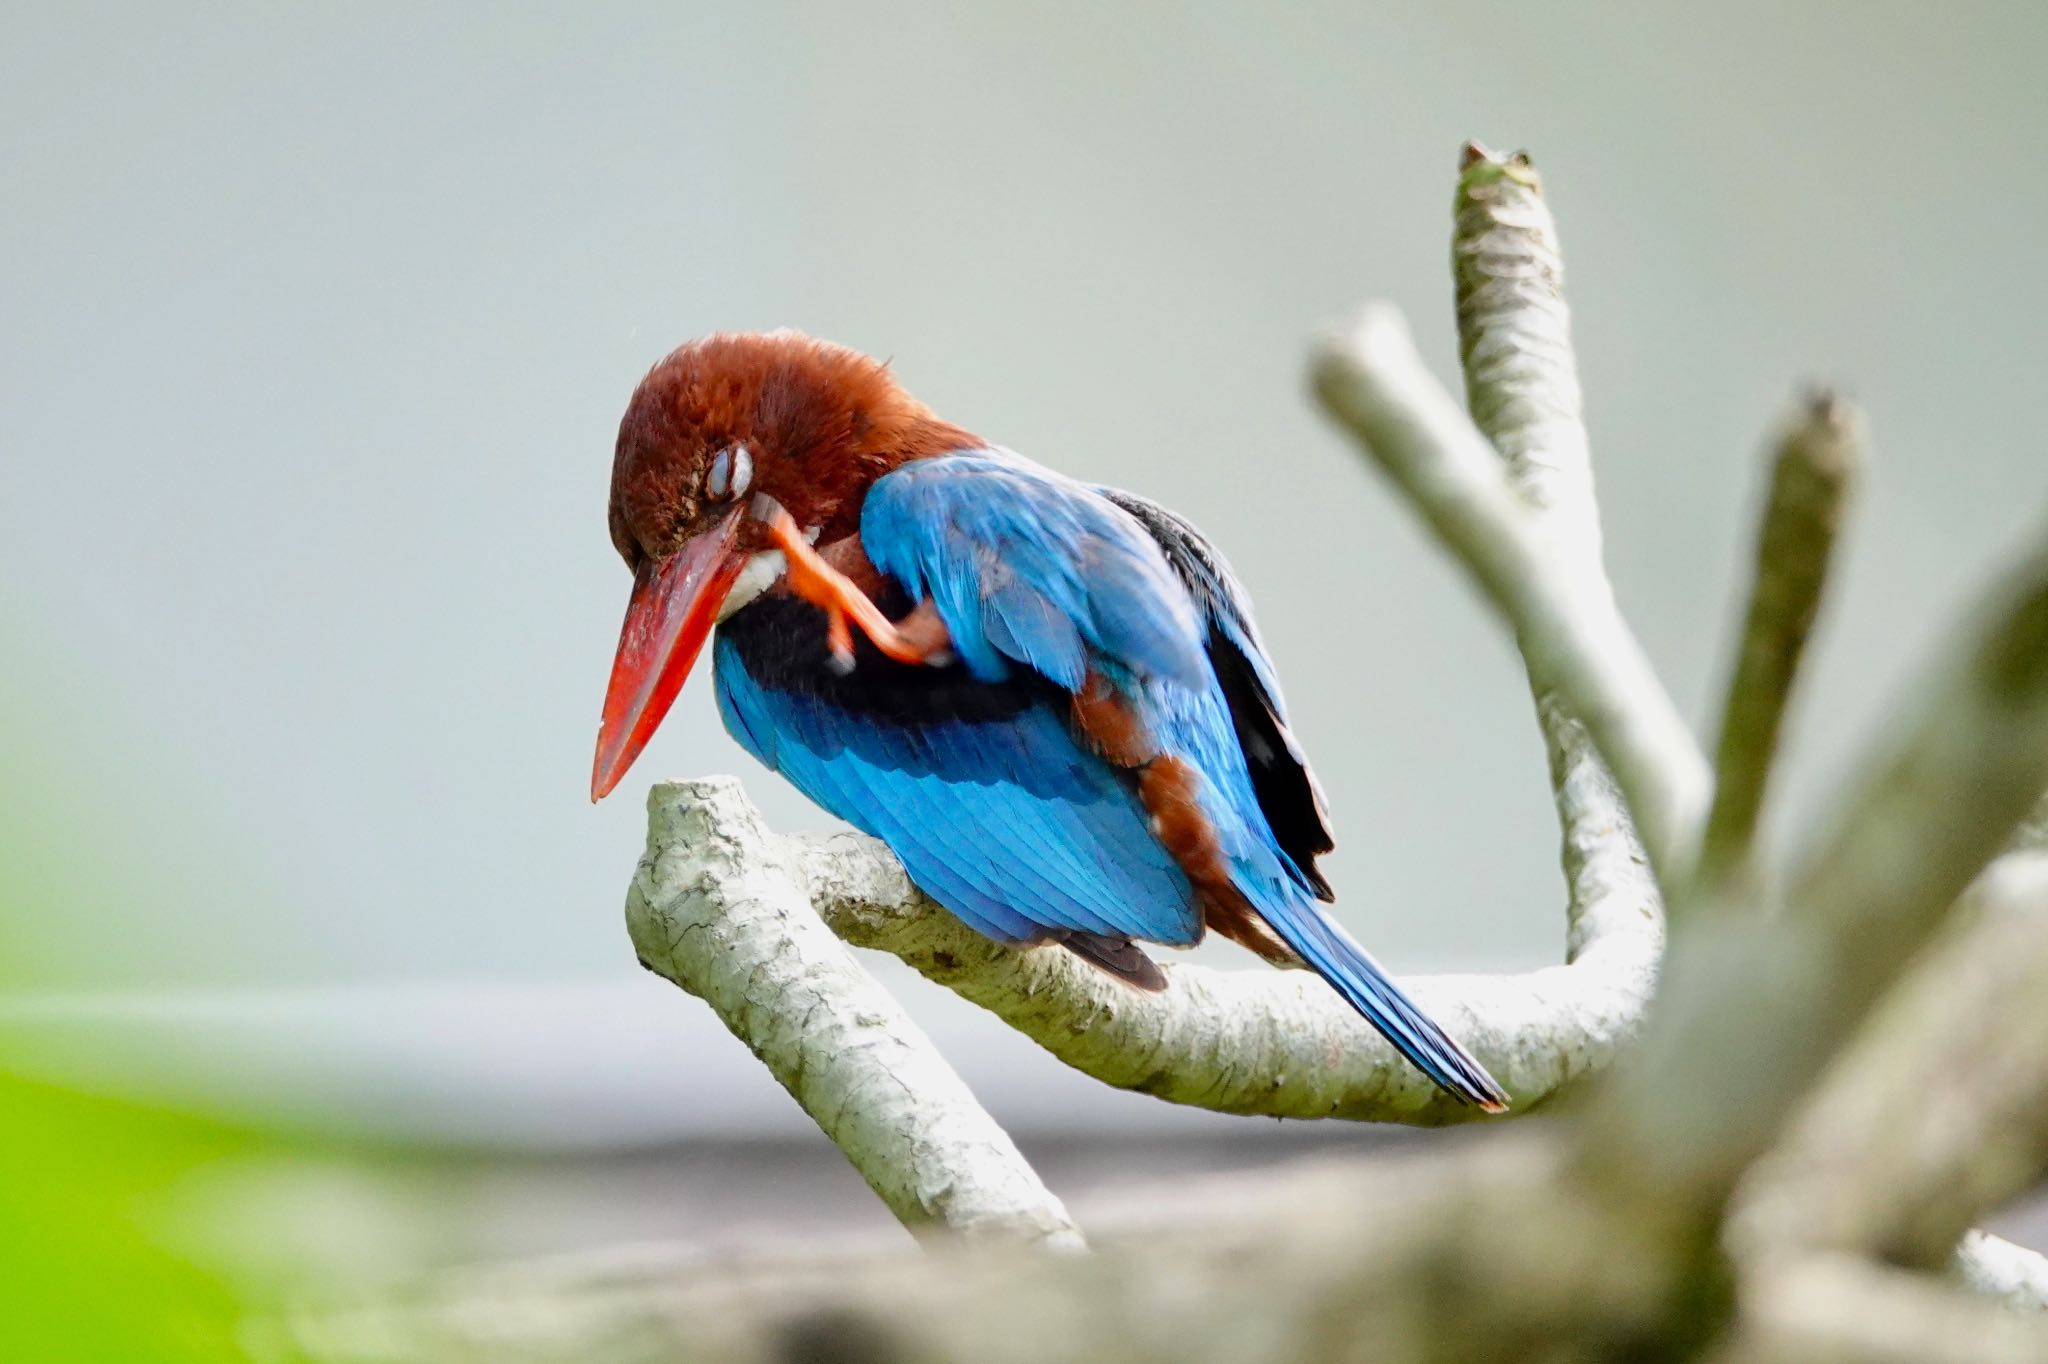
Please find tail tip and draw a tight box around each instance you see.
[1445,1061,1511,1114]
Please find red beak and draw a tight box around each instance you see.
[590,507,747,801]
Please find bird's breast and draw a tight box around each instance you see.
[718,591,1055,727]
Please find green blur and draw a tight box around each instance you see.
[0,1073,278,1363]
[0,635,315,1363]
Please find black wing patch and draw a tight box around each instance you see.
[1099,488,1337,900]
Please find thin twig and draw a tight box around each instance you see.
[1452,145,1597,535]
[1447,143,1662,961]
[1696,392,1863,900]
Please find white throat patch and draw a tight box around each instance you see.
[718,550,786,622]
[716,525,821,623]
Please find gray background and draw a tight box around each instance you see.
[5,4,2047,1156]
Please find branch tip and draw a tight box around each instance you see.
[1456,140,1542,190]
[1694,394,1864,900]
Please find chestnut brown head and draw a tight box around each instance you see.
[607,331,969,567]
[592,331,973,800]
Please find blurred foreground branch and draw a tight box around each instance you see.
[1733,852,2048,1269]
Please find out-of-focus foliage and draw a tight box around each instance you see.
[0,644,301,1363]
[0,1072,279,1363]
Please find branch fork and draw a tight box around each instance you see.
[616,144,2048,1327]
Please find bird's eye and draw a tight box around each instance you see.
[706,444,753,502]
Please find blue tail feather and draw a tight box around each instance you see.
[1261,900,1509,1111]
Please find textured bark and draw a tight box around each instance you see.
[636,778,1658,1127]
[1445,142,1664,973]
[1695,395,1861,901]
[626,779,1083,1248]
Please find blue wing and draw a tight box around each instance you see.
[713,451,1204,952]
[1095,487,1337,898]
[861,451,1210,694]
[715,636,1201,947]
[720,448,1506,1108]
[863,453,1324,910]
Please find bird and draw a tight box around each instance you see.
[590,330,1508,1111]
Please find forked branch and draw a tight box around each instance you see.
[556,143,2048,1361]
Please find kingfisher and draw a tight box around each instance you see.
[590,331,1507,1111]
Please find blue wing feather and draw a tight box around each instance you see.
[1097,485,1337,898]
[715,635,1201,944]
[863,452,1208,691]
[717,448,1505,1108]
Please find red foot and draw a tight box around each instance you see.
[754,497,947,670]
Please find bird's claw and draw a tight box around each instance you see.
[823,610,858,674]
[752,496,944,673]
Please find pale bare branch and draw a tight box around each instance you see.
[644,779,1659,1126]
[1723,1254,2048,1364]
[1452,144,1598,537]
[626,777,1083,1248]
[1954,1231,2048,1313]
[1697,392,1863,900]
[454,141,2048,1364]
[1312,301,1711,887]
[279,1151,2048,1364]
[1448,143,1663,968]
